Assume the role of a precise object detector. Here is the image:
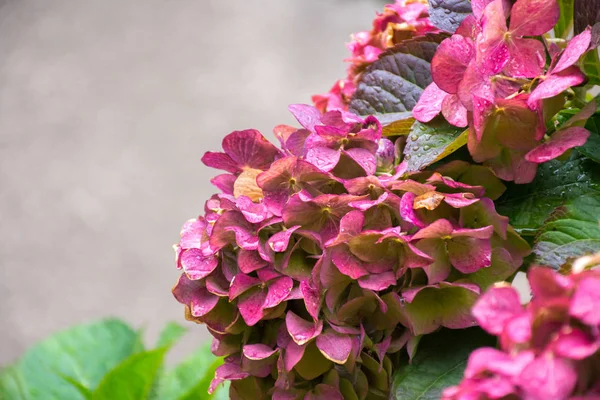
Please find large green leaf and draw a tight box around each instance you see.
[391,328,495,400]
[427,0,472,33]
[579,114,600,162]
[1,319,141,400]
[155,344,224,400]
[533,193,600,269]
[349,34,446,122]
[0,366,27,400]
[496,153,600,235]
[91,348,167,400]
[555,0,574,38]
[155,322,187,349]
[582,50,600,87]
[403,120,468,172]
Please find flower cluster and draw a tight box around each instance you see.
[171,105,529,399]
[413,0,595,183]
[313,0,437,113]
[443,262,600,400]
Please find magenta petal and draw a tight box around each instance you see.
[201,151,240,173]
[471,0,495,19]
[263,276,294,309]
[518,355,577,400]
[300,279,322,321]
[528,66,587,107]
[284,341,306,371]
[211,174,236,194]
[570,276,600,325]
[286,311,323,345]
[506,37,545,78]
[237,289,267,326]
[315,329,353,364]
[472,286,522,335]
[413,83,446,123]
[222,129,280,170]
[229,274,261,300]
[344,148,377,175]
[553,328,600,360]
[305,146,341,172]
[172,274,219,317]
[243,344,278,360]
[268,225,300,252]
[288,104,322,133]
[441,94,468,127]
[464,347,512,378]
[411,219,455,240]
[238,249,268,274]
[400,192,426,228]
[472,95,494,141]
[432,35,475,94]
[525,127,590,163]
[358,271,396,291]
[225,225,259,250]
[509,0,560,36]
[236,196,269,223]
[330,246,369,279]
[179,218,206,249]
[209,362,249,394]
[349,191,388,211]
[554,27,593,73]
[448,237,492,273]
[180,248,219,280]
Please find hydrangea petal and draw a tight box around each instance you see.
[448,236,492,273]
[570,276,600,325]
[432,35,475,94]
[506,37,545,78]
[518,355,577,400]
[553,27,593,74]
[300,279,322,321]
[286,311,324,345]
[528,66,587,107]
[525,127,590,163]
[172,274,219,317]
[358,271,396,291]
[222,129,280,170]
[509,0,560,37]
[413,82,446,123]
[180,248,219,280]
[553,328,600,360]
[441,94,468,127]
[316,329,353,364]
[237,289,267,326]
[472,285,522,335]
[243,344,278,360]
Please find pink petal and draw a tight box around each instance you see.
[472,95,494,141]
[236,196,270,223]
[506,37,545,78]
[283,341,306,371]
[286,311,323,345]
[330,246,369,279]
[344,147,377,175]
[201,151,240,173]
[553,27,593,73]
[525,127,590,163]
[518,355,577,400]
[414,238,452,284]
[268,225,300,252]
[305,146,341,172]
[243,344,278,360]
[411,219,454,240]
[229,274,261,300]
[237,289,267,326]
[315,329,353,364]
[300,279,322,321]
[348,191,388,211]
[528,66,587,107]
[172,274,219,317]
[509,0,560,37]
[358,271,396,291]
[472,285,522,335]
[400,192,426,228]
[222,129,280,170]
[441,94,468,127]
[180,248,219,280]
[553,328,600,360]
[448,237,492,273]
[209,362,249,394]
[570,276,600,326]
[211,174,236,194]
[432,35,475,94]
[288,104,322,133]
[237,249,268,274]
[264,276,294,309]
[413,83,446,123]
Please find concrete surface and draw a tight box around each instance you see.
[0,0,383,364]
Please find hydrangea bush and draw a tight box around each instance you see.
[171,0,600,399]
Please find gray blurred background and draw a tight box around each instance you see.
[0,0,385,364]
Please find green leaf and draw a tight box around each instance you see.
[155,344,224,400]
[156,322,187,349]
[91,348,167,400]
[403,120,468,172]
[349,34,446,121]
[4,319,141,400]
[555,0,574,38]
[0,365,28,400]
[533,193,600,269]
[578,111,600,162]
[391,327,495,400]
[496,153,600,235]
[582,50,600,87]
